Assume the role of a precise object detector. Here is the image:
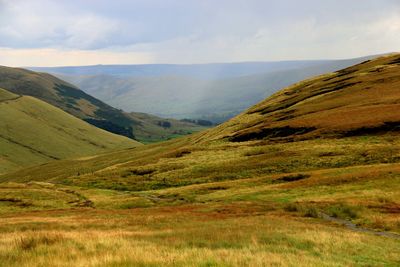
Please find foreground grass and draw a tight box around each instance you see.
[0,156,399,266]
[0,207,399,267]
[1,135,399,266]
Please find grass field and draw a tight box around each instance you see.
[0,153,399,266]
[1,54,400,266]
[1,133,399,266]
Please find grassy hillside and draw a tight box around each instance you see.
[200,54,400,142]
[0,66,206,142]
[1,54,399,266]
[0,88,140,174]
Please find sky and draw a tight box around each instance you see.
[0,0,399,66]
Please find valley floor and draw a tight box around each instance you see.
[0,154,399,266]
[0,206,398,267]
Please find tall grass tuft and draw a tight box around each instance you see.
[15,232,65,250]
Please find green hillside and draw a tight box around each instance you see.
[0,88,140,174]
[1,54,400,266]
[0,66,207,142]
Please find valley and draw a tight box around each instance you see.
[0,54,399,266]
[32,56,377,122]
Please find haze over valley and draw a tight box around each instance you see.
[32,56,378,122]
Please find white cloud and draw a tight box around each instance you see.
[0,48,153,67]
[0,0,399,65]
[0,0,121,49]
[120,14,400,64]
[62,15,120,49]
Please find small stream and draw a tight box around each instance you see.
[320,213,400,239]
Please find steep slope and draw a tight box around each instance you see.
[200,53,400,142]
[0,66,206,142]
[43,55,378,122]
[0,87,140,174]
[0,65,136,137]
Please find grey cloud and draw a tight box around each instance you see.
[0,0,399,64]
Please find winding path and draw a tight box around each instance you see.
[320,213,400,239]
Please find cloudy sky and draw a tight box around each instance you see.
[1,0,399,66]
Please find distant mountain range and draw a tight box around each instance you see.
[31,55,380,123]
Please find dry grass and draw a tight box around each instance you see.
[1,54,400,266]
[0,156,399,266]
[0,209,399,267]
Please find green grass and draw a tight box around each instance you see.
[129,113,208,144]
[0,88,140,174]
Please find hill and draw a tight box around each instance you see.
[201,54,400,141]
[38,55,379,122]
[0,87,140,174]
[199,56,400,141]
[0,66,206,142]
[3,54,399,185]
[1,54,400,266]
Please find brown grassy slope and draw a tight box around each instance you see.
[197,53,400,142]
